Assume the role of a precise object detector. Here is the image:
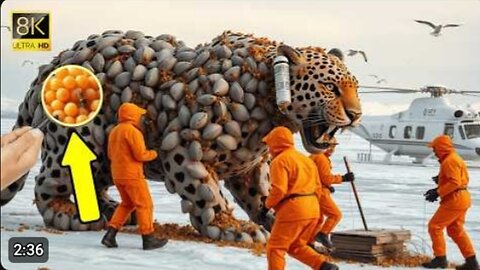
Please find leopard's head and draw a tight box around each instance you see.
[278,45,361,153]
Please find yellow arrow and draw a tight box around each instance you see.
[61,131,100,223]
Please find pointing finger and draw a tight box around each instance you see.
[9,128,44,157]
[17,129,44,174]
[1,126,33,147]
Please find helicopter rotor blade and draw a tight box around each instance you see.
[358,90,419,94]
[460,93,480,97]
[446,89,480,95]
[359,85,420,92]
[360,85,479,96]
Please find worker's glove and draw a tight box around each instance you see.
[342,172,355,182]
[263,211,275,232]
[432,175,439,184]
[328,186,336,193]
[424,188,439,202]
[257,206,269,224]
[257,196,269,225]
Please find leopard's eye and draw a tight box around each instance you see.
[325,83,335,91]
[325,83,341,97]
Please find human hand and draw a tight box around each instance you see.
[257,206,269,225]
[342,172,355,182]
[149,150,158,160]
[424,188,439,203]
[1,127,43,191]
[256,206,275,232]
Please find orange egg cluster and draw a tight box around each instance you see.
[43,66,101,125]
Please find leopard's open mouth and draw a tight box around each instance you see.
[300,111,339,152]
[302,123,339,150]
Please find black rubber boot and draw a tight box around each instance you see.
[308,242,330,255]
[456,255,480,270]
[316,232,334,249]
[422,256,448,269]
[320,262,339,270]
[101,227,118,248]
[142,234,168,250]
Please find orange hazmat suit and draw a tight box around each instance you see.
[263,126,327,270]
[107,103,158,235]
[310,152,343,235]
[427,135,475,259]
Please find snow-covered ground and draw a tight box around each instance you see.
[1,116,479,270]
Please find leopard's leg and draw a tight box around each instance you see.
[0,174,27,206]
[161,145,267,243]
[2,56,125,229]
[224,158,272,242]
[35,114,142,230]
[33,115,110,230]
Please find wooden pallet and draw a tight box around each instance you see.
[332,229,411,245]
[334,241,405,254]
[331,229,411,263]
[333,251,388,263]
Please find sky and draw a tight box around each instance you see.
[1,0,479,114]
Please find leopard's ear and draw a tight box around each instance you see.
[277,45,306,65]
[327,48,344,62]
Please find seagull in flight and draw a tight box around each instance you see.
[1,25,11,31]
[347,49,368,63]
[369,74,387,84]
[22,60,39,67]
[414,20,461,37]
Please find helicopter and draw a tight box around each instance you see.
[350,85,480,163]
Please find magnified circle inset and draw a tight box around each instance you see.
[41,65,103,127]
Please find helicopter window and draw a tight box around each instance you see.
[415,126,425,140]
[443,123,454,138]
[404,126,412,139]
[464,124,480,139]
[459,126,466,140]
[389,125,397,138]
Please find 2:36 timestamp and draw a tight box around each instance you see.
[8,237,49,263]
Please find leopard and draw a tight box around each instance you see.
[1,30,361,243]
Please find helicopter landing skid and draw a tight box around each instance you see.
[382,148,398,163]
[419,153,435,166]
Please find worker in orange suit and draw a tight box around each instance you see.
[259,126,338,270]
[422,135,478,270]
[310,137,354,249]
[101,103,168,250]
